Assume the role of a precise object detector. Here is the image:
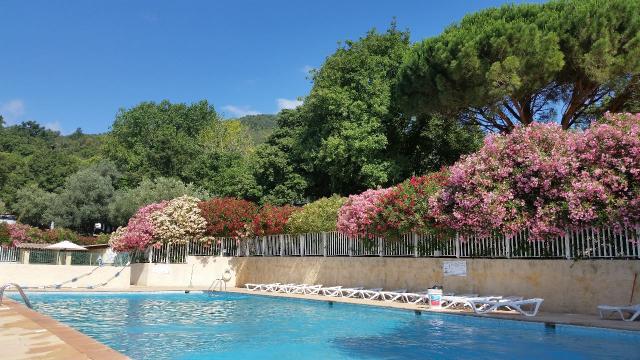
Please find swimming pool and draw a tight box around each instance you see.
[13,292,640,359]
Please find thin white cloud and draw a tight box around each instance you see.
[0,99,25,125]
[277,98,303,111]
[222,105,260,118]
[301,65,315,74]
[44,121,62,133]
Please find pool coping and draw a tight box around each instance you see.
[1,297,129,360]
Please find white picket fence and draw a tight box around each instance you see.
[0,247,19,262]
[133,224,640,264]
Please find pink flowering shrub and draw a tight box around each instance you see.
[570,113,640,226]
[109,202,167,252]
[337,188,393,239]
[7,223,32,246]
[431,113,640,240]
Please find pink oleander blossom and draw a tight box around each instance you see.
[337,188,393,239]
[430,113,640,241]
[7,223,31,246]
[109,201,168,252]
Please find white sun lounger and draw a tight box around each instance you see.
[301,284,324,295]
[261,283,281,292]
[598,304,640,322]
[320,286,343,296]
[467,297,544,317]
[244,283,263,291]
[287,284,312,294]
[340,287,366,298]
[343,287,381,299]
[371,289,407,301]
[273,283,297,293]
[357,288,385,299]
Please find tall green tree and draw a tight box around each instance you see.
[252,110,308,205]
[292,24,411,196]
[396,0,640,132]
[46,161,121,233]
[12,184,55,227]
[104,100,220,185]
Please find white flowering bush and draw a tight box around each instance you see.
[150,195,206,244]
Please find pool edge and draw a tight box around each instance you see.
[1,297,129,360]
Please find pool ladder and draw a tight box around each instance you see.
[0,283,33,309]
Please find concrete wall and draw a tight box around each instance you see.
[0,263,130,289]
[131,256,236,288]
[231,257,640,315]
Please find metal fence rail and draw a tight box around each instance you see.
[128,224,640,264]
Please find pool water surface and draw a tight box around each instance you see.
[14,292,640,360]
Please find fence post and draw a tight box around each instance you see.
[262,236,266,256]
[148,247,154,263]
[626,225,640,259]
[299,234,305,257]
[505,235,511,259]
[322,232,327,257]
[280,235,285,256]
[564,232,571,260]
[413,233,419,258]
[378,238,384,257]
[165,243,170,264]
[455,232,460,258]
[348,237,353,257]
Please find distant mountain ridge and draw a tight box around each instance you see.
[232,114,278,144]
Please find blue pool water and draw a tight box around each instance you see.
[13,292,640,359]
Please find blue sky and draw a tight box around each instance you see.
[0,0,537,134]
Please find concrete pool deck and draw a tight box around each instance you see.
[0,297,128,360]
[1,286,638,359]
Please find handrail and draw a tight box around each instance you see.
[0,283,33,309]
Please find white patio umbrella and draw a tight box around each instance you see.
[46,240,87,251]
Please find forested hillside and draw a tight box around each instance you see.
[234,114,278,144]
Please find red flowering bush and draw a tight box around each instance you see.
[370,171,448,240]
[198,198,258,237]
[252,205,299,236]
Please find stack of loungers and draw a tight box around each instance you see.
[243,283,544,317]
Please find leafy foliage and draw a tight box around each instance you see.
[337,188,393,239]
[251,204,298,236]
[431,113,640,240]
[397,0,640,132]
[198,198,258,237]
[286,195,346,234]
[109,202,167,252]
[370,171,448,240]
[12,184,55,227]
[108,177,208,227]
[46,161,121,233]
[149,196,206,244]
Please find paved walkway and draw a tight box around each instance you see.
[0,298,127,360]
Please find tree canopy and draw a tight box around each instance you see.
[396,0,640,132]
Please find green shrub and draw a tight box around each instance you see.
[286,195,346,234]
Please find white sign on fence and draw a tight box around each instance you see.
[443,260,467,276]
